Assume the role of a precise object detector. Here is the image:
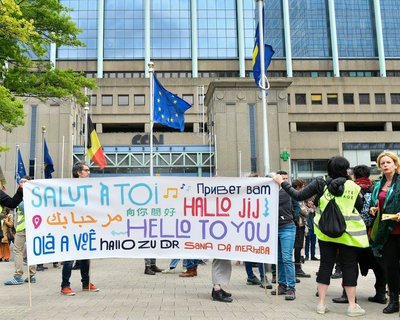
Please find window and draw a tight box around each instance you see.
[295,94,306,105]
[118,95,129,106]
[359,93,370,105]
[102,95,113,106]
[182,94,194,105]
[134,94,145,106]
[311,94,322,105]
[287,93,290,105]
[375,93,386,104]
[90,95,97,106]
[391,93,400,104]
[343,93,354,104]
[327,93,338,104]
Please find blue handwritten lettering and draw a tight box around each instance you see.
[100,182,109,206]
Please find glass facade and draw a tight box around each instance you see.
[55,0,399,64]
[264,0,284,58]
[381,0,400,58]
[243,0,256,58]
[289,0,330,58]
[151,0,191,59]
[58,0,98,59]
[335,0,377,57]
[198,0,237,58]
[104,0,144,59]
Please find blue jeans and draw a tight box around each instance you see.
[305,229,317,258]
[244,262,265,280]
[61,260,90,288]
[169,259,187,269]
[277,223,296,290]
[186,259,200,269]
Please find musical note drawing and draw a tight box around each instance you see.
[180,184,191,191]
[163,187,178,199]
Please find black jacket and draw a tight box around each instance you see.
[281,176,363,212]
[0,188,23,209]
[278,188,295,227]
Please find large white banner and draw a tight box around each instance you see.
[24,177,278,265]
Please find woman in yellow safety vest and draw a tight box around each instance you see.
[273,156,368,317]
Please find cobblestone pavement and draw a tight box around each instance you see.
[0,257,398,319]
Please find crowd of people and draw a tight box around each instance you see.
[0,152,399,317]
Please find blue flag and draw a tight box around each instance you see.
[252,7,275,91]
[153,73,192,132]
[44,139,54,179]
[16,149,26,183]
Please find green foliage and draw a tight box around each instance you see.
[0,0,96,149]
[0,86,25,132]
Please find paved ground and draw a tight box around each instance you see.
[0,255,398,320]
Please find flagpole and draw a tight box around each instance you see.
[84,103,89,165]
[257,0,271,175]
[61,136,65,179]
[41,126,46,179]
[71,134,74,178]
[33,158,36,179]
[14,144,19,192]
[148,61,154,177]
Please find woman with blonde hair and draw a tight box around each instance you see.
[370,151,400,314]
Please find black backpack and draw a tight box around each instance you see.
[318,193,346,238]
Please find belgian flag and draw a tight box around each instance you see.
[87,116,106,169]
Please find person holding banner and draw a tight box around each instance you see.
[211,259,233,303]
[0,180,25,264]
[0,184,24,210]
[4,176,38,285]
[60,162,99,296]
[270,171,297,301]
[273,156,368,316]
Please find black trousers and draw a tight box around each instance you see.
[294,226,305,263]
[317,240,359,286]
[383,234,400,295]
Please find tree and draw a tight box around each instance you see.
[0,0,96,150]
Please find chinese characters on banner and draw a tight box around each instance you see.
[24,177,279,265]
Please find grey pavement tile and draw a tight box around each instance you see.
[0,257,390,319]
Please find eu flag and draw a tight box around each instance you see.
[252,7,275,91]
[153,73,192,132]
[15,149,26,183]
[44,139,54,179]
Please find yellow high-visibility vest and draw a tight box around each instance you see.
[314,180,369,248]
[15,206,25,233]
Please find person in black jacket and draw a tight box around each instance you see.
[270,171,297,301]
[0,187,23,209]
[273,156,367,317]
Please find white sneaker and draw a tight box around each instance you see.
[316,304,328,314]
[161,268,176,274]
[347,304,366,317]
